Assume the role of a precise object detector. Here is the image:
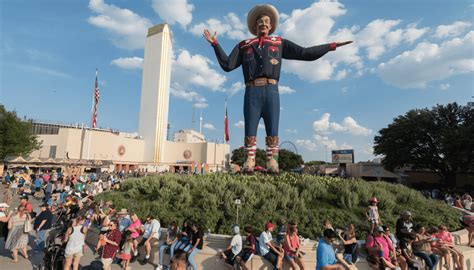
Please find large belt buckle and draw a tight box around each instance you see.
[254,78,267,87]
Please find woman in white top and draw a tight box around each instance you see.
[5,205,30,263]
[63,216,87,270]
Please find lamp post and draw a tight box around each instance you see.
[234,198,242,225]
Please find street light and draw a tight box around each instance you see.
[234,198,242,225]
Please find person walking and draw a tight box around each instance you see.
[3,185,13,206]
[101,220,122,270]
[34,203,53,251]
[63,216,87,270]
[5,205,30,263]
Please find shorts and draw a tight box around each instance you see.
[139,237,159,246]
[239,250,254,263]
[120,252,132,260]
[223,250,237,265]
[65,251,83,258]
[284,253,296,261]
[263,249,279,266]
[101,257,113,268]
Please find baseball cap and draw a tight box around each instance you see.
[265,221,275,230]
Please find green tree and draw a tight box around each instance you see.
[0,105,41,158]
[305,160,327,166]
[374,102,474,187]
[279,149,304,171]
[231,148,303,171]
[230,147,266,167]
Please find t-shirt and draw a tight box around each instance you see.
[413,233,432,254]
[230,234,243,255]
[22,201,33,213]
[34,209,53,230]
[316,239,337,270]
[259,231,272,256]
[34,178,42,188]
[191,229,204,250]
[128,219,142,238]
[396,218,414,239]
[143,219,160,239]
[102,229,122,259]
[119,217,132,232]
[366,234,393,261]
[245,234,257,254]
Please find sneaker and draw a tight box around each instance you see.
[156,265,162,270]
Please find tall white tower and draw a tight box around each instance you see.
[138,24,172,163]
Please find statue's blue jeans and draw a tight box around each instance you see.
[244,84,280,137]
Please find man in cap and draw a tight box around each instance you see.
[20,195,33,214]
[259,221,284,270]
[396,210,416,240]
[204,4,352,174]
[33,203,53,251]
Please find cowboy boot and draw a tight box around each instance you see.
[266,136,279,174]
[243,136,256,174]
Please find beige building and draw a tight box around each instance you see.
[23,23,229,173]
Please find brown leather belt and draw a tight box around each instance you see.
[245,77,278,87]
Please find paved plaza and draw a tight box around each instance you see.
[0,186,156,270]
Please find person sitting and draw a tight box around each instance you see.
[396,211,416,240]
[157,221,178,270]
[139,214,160,264]
[338,223,358,265]
[259,221,284,270]
[412,224,439,270]
[235,225,257,270]
[434,225,464,270]
[317,229,353,270]
[188,222,204,270]
[173,219,193,253]
[429,226,452,270]
[399,234,420,270]
[460,213,474,247]
[220,225,242,269]
[283,221,305,270]
[366,226,398,269]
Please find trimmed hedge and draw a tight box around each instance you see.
[95,174,462,240]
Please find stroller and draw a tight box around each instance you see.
[36,227,66,270]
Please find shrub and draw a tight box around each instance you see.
[96,174,462,240]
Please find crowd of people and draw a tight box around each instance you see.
[1,169,474,270]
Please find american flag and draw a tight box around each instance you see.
[91,69,100,128]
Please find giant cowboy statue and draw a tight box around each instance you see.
[203,4,352,174]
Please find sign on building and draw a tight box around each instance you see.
[332,149,354,164]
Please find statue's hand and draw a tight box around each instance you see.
[203,29,218,44]
[336,41,353,47]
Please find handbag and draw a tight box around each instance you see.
[24,215,32,233]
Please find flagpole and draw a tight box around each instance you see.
[86,69,98,160]
[224,99,228,171]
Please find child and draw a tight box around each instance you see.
[121,235,135,270]
[366,197,381,234]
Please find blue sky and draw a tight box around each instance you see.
[1,0,473,162]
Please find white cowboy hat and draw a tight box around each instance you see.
[0,203,9,208]
[247,4,279,36]
[117,208,128,215]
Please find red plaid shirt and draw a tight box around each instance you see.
[101,229,122,259]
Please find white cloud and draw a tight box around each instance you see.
[234,120,244,129]
[279,85,296,94]
[190,12,248,40]
[296,139,317,151]
[434,21,472,39]
[110,57,143,69]
[172,50,227,91]
[312,113,372,136]
[440,83,450,90]
[377,31,474,88]
[170,85,208,108]
[227,82,244,96]
[285,129,298,134]
[314,134,337,149]
[16,64,72,78]
[356,20,429,60]
[151,0,194,29]
[203,123,216,130]
[87,0,152,50]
